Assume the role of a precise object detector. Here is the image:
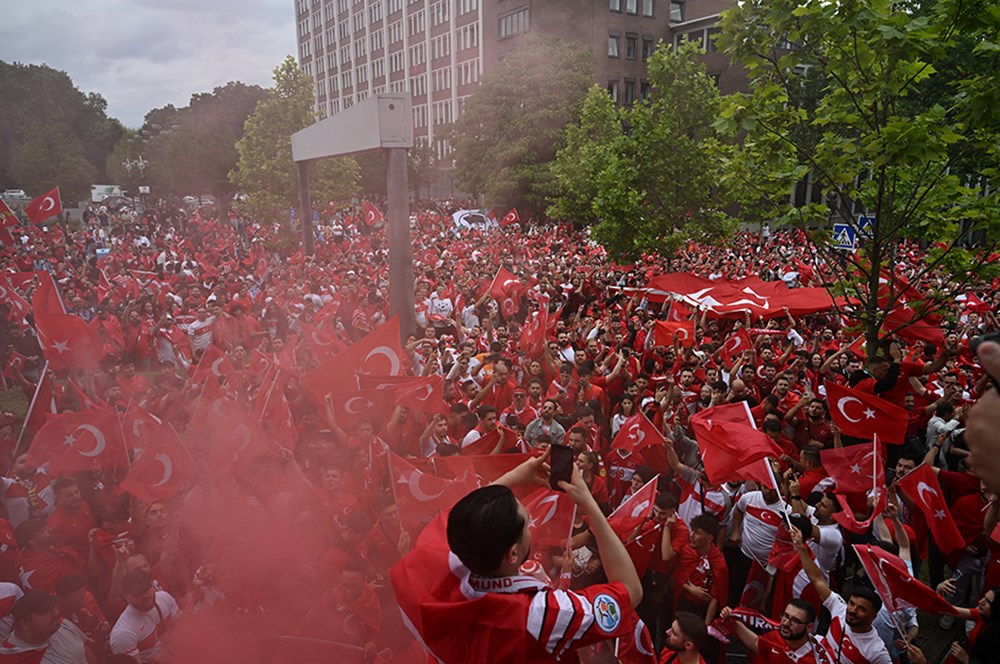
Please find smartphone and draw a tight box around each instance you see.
[549,444,575,492]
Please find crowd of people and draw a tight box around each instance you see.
[0,194,998,664]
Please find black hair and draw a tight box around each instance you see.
[476,404,497,419]
[801,447,821,467]
[447,485,525,576]
[655,492,679,510]
[632,465,656,485]
[689,513,720,539]
[55,574,87,597]
[849,585,883,613]
[674,611,708,649]
[789,514,812,541]
[787,597,817,623]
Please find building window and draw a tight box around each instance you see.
[706,28,720,52]
[609,0,621,11]
[607,80,620,103]
[710,72,721,88]
[642,36,654,60]
[388,0,402,12]
[498,8,529,39]
[626,0,638,14]
[624,79,636,105]
[642,0,654,16]
[625,34,638,59]
[670,1,683,21]
[608,33,620,58]
[640,80,651,99]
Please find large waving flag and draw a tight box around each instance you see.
[825,381,908,444]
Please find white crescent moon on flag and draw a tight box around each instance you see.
[152,453,173,487]
[630,499,651,519]
[344,397,367,414]
[408,471,446,501]
[916,481,938,506]
[365,346,401,375]
[634,620,655,656]
[40,196,56,212]
[232,424,252,452]
[627,422,645,445]
[211,357,226,377]
[534,495,559,527]
[676,328,690,340]
[212,398,228,418]
[837,396,864,423]
[74,425,107,457]
[311,332,332,346]
[416,384,433,401]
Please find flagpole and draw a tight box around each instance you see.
[853,544,911,650]
[872,433,880,502]
[765,457,795,530]
[117,399,134,470]
[10,361,49,471]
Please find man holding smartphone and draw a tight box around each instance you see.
[391,450,642,663]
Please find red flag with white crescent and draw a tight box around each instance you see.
[896,463,964,555]
[824,381,908,444]
[719,327,752,369]
[23,187,62,224]
[653,320,695,348]
[499,208,520,226]
[608,475,658,540]
[522,488,575,556]
[120,426,198,504]
[361,200,383,226]
[388,450,478,536]
[26,407,128,473]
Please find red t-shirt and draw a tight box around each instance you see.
[756,630,821,663]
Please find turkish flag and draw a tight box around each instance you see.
[853,544,960,616]
[522,488,575,557]
[26,407,128,473]
[832,493,886,534]
[32,273,64,315]
[896,463,964,555]
[820,441,885,495]
[611,413,665,454]
[33,310,105,370]
[361,200,383,226]
[719,327,752,369]
[689,403,781,485]
[499,208,520,226]
[24,187,62,224]
[389,451,478,535]
[2,350,28,379]
[191,344,236,386]
[460,425,517,456]
[121,405,170,457]
[882,306,945,346]
[297,319,347,359]
[0,276,31,321]
[519,306,549,357]
[608,475,659,540]
[0,199,17,227]
[825,381,908,444]
[301,316,405,401]
[666,300,691,323]
[616,609,657,664]
[120,427,198,504]
[653,320,695,348]
[488,266,523,303]
[187,388,275,471]
[394,375,444,413]
[254,373,297,450]
[326,388,396,433]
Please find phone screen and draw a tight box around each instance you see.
[549,444,575,491]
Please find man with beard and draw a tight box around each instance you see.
[658,611,709,664]
[0,591,91,663]
[718,599,819,663]
[109,569,180,663]
[791,528,891,663]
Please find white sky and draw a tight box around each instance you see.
[1,0,298,128]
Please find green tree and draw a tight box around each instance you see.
[408,142,437,199]
[716,0,1000,349]
[447,37,594,211]
[0,62,124,201]
[230,56,358,221]
[555,42,737,259]
[547,85,620,227]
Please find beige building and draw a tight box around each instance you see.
[294,0,743,166]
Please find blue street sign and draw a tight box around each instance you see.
[857,215,875,238]
[832,223,857,250]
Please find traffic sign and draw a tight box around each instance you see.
[857,215,875,238]
[832,223,857,250]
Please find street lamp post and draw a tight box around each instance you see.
[122,156,148,208]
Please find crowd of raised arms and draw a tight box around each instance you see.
[0,196,997,664]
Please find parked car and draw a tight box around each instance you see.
[100,195,143,213]
[2,189,27,202]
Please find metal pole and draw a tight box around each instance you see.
[386,147,415,338]
[297,160,314,255]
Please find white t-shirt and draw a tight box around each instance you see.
[110,591,181,663]
[0,582,23,639]
[820,593,892,664]
[2,619,88,664]
[737,491,788,566]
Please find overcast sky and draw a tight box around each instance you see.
[1,0,297,128]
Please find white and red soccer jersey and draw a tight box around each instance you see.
[606,449,642,505]
[501,403,538,429]
[819,593,891,664]
[737,491,789,567]
[0,582,22,640]
[676,475,730,527]
[756,629,821,663]
[109,591,181,664]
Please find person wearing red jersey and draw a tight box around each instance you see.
[14,521,83,595]
[391,450,642,663]
[718,598,820,664]
[44,479,94,562]
[658,611,710,664]
[501,387,539,429]
[669,514,728,631]
[790,528,891,664]
[0,590,91,664]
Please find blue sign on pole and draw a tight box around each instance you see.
[832,223,857,250]
[857,215,875,238]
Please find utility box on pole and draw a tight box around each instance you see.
[291,94,415,337]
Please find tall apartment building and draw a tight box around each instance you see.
[294,0,741,165]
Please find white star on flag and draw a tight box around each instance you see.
[934,509,946,520]
[849,463,862,474]
[63,434,76,447]
[52,340,71,353]
[863,408,876,419]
